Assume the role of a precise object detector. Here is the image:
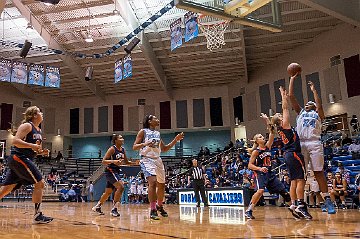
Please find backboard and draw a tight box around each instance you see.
[175,0,282,32]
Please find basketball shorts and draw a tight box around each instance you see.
[104,170,121,189]
[300,140,324,172]
[255,171,285,194]
[284,151,305,180]
[140,157,165,184]
[3,154,42,187]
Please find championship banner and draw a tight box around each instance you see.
[11,61,27,84]
[114,59,123,83]
[184,12,198,43]
[28,63,45,86]
[0,58,12,82]
[170,18,182,51]
[123,54,132,79]
[45,66,60,88]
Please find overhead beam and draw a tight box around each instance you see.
[115,0,172,99]
[12,0,106,101]
[297,0,360,27]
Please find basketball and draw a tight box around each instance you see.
[287,63,302,76]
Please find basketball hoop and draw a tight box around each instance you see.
[197,14,230,51]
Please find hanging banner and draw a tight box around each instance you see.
[11,61,28,84]
[28,63,45,86]
[170,18,183,51]
[45,66,60,88]
[0,58,12,82]
[184,12,198,42]
[123,54,132,79]
[114,59,123,83]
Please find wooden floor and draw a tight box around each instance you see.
[0,202,359,239]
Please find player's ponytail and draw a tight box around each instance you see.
[247,134,261,154]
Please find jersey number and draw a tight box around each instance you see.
[303,119,316,128]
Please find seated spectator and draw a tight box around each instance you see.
[327,172,334,192]
[214,177,223,188]
[348,139,360,158]
[47,173,56,188]
[67,186,77,202]
[59,186,69,202]
[330,172,348,209]
[342,134,352,146]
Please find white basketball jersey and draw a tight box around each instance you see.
[139,128,161,159]
[296,109,322,140]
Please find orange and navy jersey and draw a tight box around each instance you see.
[105,145,125,173]
[255,147,272,168]
[11,122,42,158]
[277,127,301,152]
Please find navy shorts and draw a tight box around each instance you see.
[255,171,285,194]
[3,154,42,187]
[104,170,121,189]
[284,151,305,180]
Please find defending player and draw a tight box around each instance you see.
[92,134,136,217]
[271,86,312,219]
[133,115,184,220]
[245,113,291,219]
[289,73,336,214]
[0,106,53,224]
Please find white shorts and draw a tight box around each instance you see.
[301,140,324,172]
[130,186,137,194]
[140,157,165,184]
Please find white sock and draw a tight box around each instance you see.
[342,201,345,205]
[96,202,102,207]
[247,203,254,211]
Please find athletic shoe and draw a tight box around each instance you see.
[156,205,168,217]
[33,212,53,224]
[245,210,255,219]
[288,205,301,219]
[110,208,120,217]
[150,209,160,220]
[324,198,336,214]
[320,203,327,212]
[339,204,347,210]
[295,206,313,220]
[92,206,104,215]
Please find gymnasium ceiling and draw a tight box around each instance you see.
[0,0,358,100]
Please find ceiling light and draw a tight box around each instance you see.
[39,0,61,5]
[26,22,34,32]
[113,9,120,15]
[85,33,93,43]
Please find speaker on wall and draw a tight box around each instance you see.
[19,40,32,58]
[124,37,140,54]
[85,66,93,81]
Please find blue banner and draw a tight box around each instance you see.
[11,61,28,84]
[123,54,132,79]
[184,12,198,43]
[28,63,45,86]
[114,59,123,83]
[0,58,12,82]
[45,66,60,88]
[170,18,183,51]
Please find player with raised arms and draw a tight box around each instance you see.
[288,65,336,214]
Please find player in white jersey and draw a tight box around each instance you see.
[289,73,336,214]
[133,115,184,220]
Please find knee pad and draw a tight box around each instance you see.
[280,191,291,202]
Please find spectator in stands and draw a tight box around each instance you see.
[355,173,360,209]
[330,172,348,209]
[348,139,360,157]
[47,173,56,189]
[198,147,205,158]
[279,175,291,207]
[67,186,77,202]
[327,172,334,192]
[55,151,63,163]
[81,184,87,202]
[214,177,222,188]
[204,147,210,156]
[88,181,94,202]
[342,134,352,146]
[59,186,69,202]
[335,162,351,184]
[350,115,359,133]
[121,174,129,204]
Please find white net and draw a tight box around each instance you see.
[197,19,230,51]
